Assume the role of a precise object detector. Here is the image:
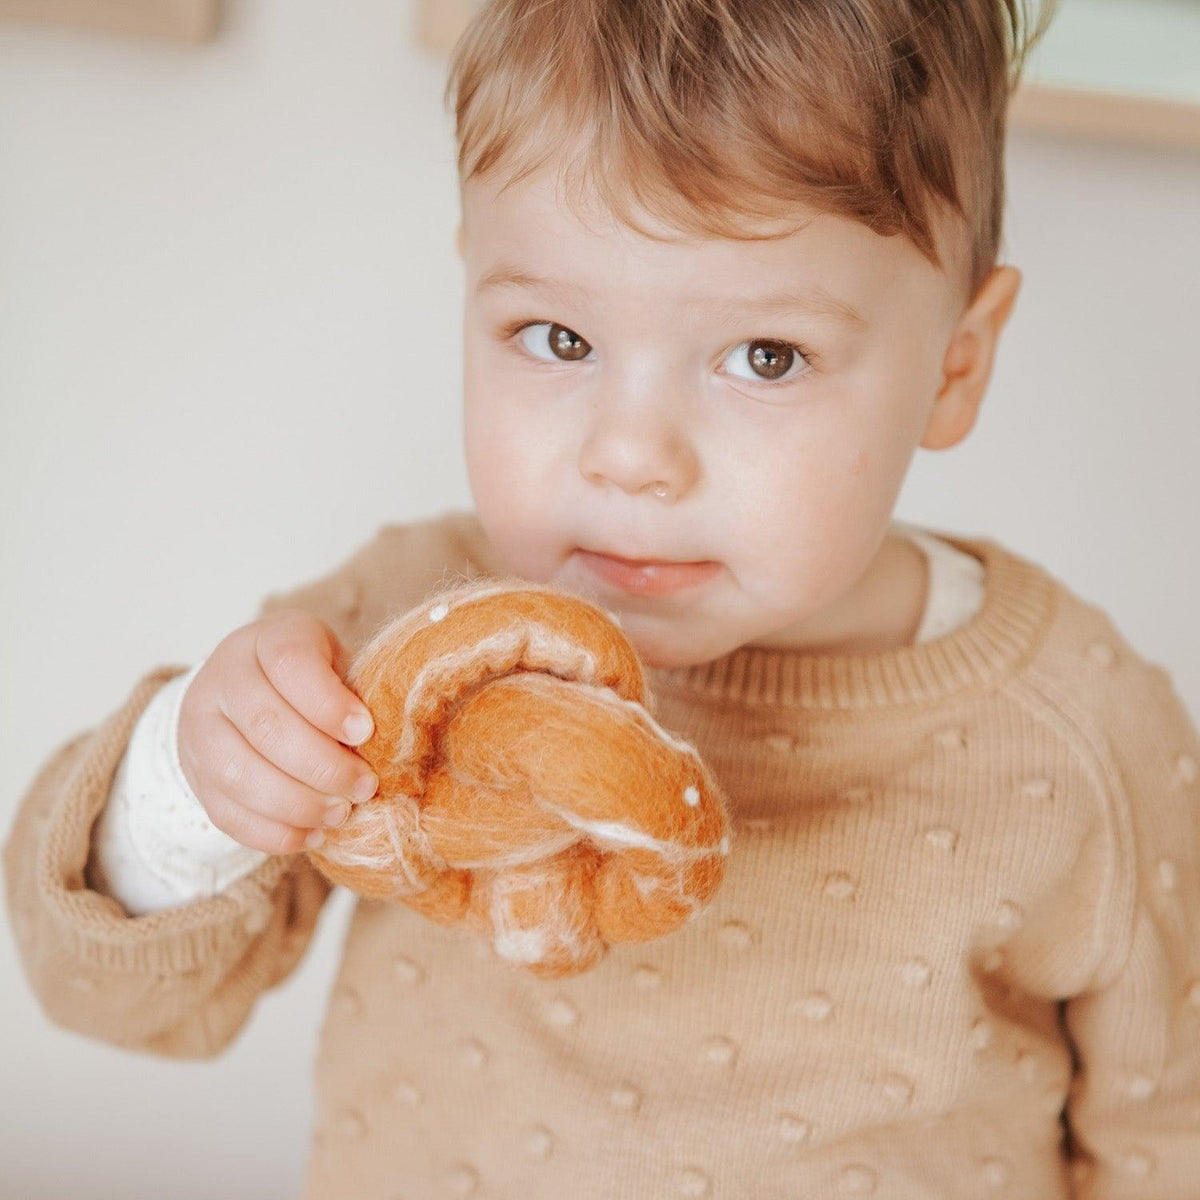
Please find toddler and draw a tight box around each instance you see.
[7,0,1200,1196]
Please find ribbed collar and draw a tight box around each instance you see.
[647,535,1056,710]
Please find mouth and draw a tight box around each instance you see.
[575,548,721,596]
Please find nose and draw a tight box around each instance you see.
[578,391,699,503]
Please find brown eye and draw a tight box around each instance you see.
[547,322,591,361]
[746,339,794,380]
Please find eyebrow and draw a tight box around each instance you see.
[475,263,868,331]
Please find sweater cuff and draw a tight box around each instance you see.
[36,664,298,976]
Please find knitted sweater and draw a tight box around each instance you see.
[5,509,1200,1200]
[82,524,986,918]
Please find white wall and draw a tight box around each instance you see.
[1,2,1197,1195]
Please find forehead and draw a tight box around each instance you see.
[460,164,952,325]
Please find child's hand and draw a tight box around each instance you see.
[177,609,378,854]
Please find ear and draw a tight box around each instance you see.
[921,264,1022,451]
[455,222,465,260]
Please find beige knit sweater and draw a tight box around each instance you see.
[5,508,1200,1199]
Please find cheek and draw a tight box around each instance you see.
[465,406,531,526]
[738,420,895,544]
[463,333,553,494]
[463,390,565,580]
[462,350,531,488]
[724,413,909,602]
[809,377,925,518]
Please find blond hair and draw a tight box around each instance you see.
[443,0,1058,307]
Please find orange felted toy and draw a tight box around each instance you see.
[305,577,732,978]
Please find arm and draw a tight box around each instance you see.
[1,508,494,1060]
[1,661,333,1060]
[1062,660,1200,1197]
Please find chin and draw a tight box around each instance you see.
[620,620,737,671]
[633,644,680,670]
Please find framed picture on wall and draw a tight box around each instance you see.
[0,0,221,41]
[417,0,1200,151]
[418,0,479,56]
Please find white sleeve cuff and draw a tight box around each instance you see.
[90,661,269,916]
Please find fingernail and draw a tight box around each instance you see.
[305,828,325,850]
[342,711,373,745]
[353,773,378,802]
[324,802,350,827]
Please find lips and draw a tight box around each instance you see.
[576,548,720,596]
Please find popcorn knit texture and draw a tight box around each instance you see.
[5,509,1200,1199]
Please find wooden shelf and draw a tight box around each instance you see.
[1010,81,1200,152]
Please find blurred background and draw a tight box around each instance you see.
[1,0,1198,1196]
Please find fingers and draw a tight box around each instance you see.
[254,611,375,747]
[202,713,357,853]
[204,786,316,857]
[218,656,378,805]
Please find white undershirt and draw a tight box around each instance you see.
[86,528,987,916]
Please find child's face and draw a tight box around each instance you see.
[458,161,1010,669]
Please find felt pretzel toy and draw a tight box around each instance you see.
[305,577,731,978]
